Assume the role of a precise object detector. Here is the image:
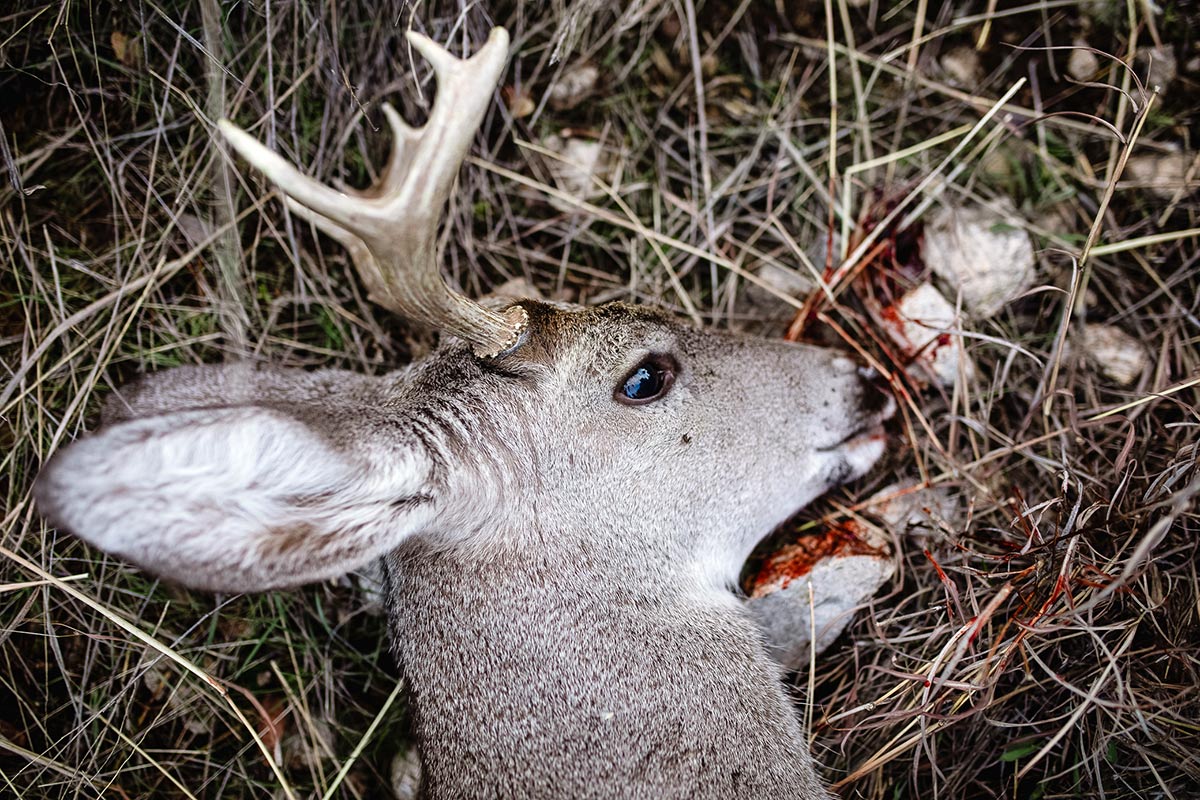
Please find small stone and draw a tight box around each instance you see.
[1067,39,1100,81]
[548,62,599,111]
[745,263,815,306]
[350,559,388,614]
[542,134,615,204]
[866,483,959,536]
[283,719,335,771]
[922,199,1036,318]
[1123,151,1193,199]
[880,282,975,387]
[979,146,1016,181]
[1042,203,1078,238]
[940,46,984,88]
[1083,324,1148,385]
[1078,0,1123,25]
[1137,45,1177,93]
[503,85,535,118]
[140,657,212,735]
[391,748,423,800]
[175,213,213,249]
[735,262,816,335]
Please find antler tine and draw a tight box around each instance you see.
[219,27,527,358]
[372,104,421,198]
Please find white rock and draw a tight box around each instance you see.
[923,200,1036,318]
[866,483,959,536]
[391,747,423,800]
[1067,39,1100,81]
[1083,323,1148,385]
[745,520,893,670]
[743,262,816,311]
[548,62,599,110]
[757,262,815,297]
[542,135,613,202]
[1123,151,1193,199]
[880,282,975,387]
[940,46,984,88]
[1137,45,1177,93]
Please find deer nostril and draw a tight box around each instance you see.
[859,373,895,418]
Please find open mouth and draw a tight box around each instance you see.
[818,421,888,452]
[744,517,887,598]
[744,389,897,592]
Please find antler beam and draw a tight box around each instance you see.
[219,27,527,358]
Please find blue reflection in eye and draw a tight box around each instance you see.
[623,367,659,400]
[616,356,676,405]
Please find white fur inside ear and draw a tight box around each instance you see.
[36,407,434,592]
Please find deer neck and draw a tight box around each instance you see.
[380,529,818,798]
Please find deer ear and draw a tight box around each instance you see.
[35,405,435,593]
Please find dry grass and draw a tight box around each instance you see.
[2,0,1197,797]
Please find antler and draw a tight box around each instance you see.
[218,27,527,358]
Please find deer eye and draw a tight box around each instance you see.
[616,356,676,405]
